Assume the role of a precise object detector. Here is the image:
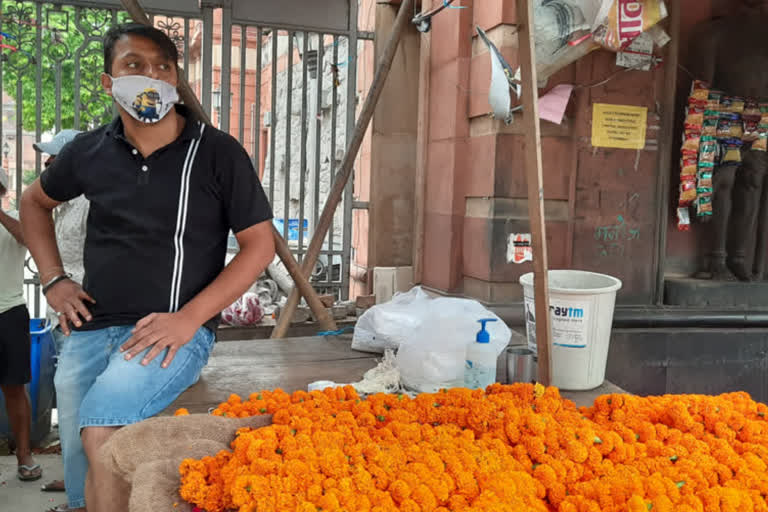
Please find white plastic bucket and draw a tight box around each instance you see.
[519,270,622,390]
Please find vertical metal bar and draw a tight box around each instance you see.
[73,6,83,129]
[313,34,324,232]
[298,32,309,262]
[328,35,339,289]
[220,4,233,133]
[55,59,63,132]
[201,6,213,117]
[268,30,278,206]
[253,27,262,170]
[238,24,246,145]
[15,80,22,210]
[283,32,294,241]
[341,2,359,300]
[35,2,42,177]
[183,17,190,82]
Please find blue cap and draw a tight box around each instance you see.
[33,129,82,156]
[476,318,497,343]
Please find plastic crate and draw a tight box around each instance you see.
[0,318,56,446]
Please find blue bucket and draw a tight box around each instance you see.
[0,318,56,446]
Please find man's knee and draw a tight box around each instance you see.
[81,426,120,461]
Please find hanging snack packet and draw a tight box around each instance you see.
[760,102,768,124]
[682,132,701,154]
[677,206,691,231]
[744,119,760,142]
[729,96,746,114]
[707,90,723,110]
[681,157,698,177]
[697,169,713,190]
[702,111,720,136]
[684,107,705,131]
[744,98,761,119]
[721,139,743,163]
[699,137,718,163]
[697,194,713,216]
[752,131,768,152]
[592,0,669,52]
[690,80,710,101]
[717,114,741,139]
[679,179,697,206]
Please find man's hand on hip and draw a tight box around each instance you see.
[46,279,95,335]
[120,312,200,368]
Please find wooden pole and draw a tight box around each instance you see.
[271,0,416,338]
[516,0,553,385]
[412,22,431,285]
[120,0,336,332]
[653,0,681,304]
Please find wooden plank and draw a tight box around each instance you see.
[168,335,626,415]
[653,0,681,304]
[516,0,553,386]
[412,23,431,284]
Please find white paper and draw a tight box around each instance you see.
[507,233,533,264]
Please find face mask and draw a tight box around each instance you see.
[109,74,179,124]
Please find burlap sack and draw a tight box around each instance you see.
[99,413,273,512]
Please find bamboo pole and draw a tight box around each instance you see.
[516,0,553,385]
[271,0,415,338]
[120,0,336,332]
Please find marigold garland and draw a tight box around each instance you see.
[177,384,768,512]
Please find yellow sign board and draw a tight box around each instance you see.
[591,103,648,150]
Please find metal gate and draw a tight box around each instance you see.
[0,0,367,316]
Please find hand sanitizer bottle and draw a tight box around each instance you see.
[464,319,498,389]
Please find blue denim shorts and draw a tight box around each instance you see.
[54,325,215,429]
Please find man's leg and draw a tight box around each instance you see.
[0,384,38,477]
[79,325,215,510]
[82,426,126,512]
[54,327,113,511]
[0,305,39,480]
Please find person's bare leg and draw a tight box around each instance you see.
[0,384,38,476]
[82,426,128,512]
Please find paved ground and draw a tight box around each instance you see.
[0,454,66,511]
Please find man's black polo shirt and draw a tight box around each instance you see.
[40,105,273,332]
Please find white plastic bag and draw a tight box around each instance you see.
[353,287,512,393]
[351,286,430,353]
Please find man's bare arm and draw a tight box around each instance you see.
[20,180,62,277]
[21,180,95,333]
[0,209,24,246]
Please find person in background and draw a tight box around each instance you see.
[32,129,86,508]
[0,168,41,482]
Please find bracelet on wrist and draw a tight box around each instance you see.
[42,274,71,295]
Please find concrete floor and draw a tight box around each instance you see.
[0,454,66,511]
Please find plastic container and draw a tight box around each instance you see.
[464,319,498,389]
[520,270,622,390]
[0,319,56,446]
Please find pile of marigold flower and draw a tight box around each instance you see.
[176,383,768,512]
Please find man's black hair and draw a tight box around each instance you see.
[103,23,179,74]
